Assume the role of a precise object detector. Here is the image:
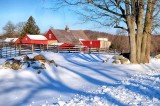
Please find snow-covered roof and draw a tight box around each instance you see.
[50,42,64,46]
[97,38,108,41]
[79,39,85,41]
[27,35,47,40]
[4,38,18,42]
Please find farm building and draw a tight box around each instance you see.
[45,26,111,49]
[4,38,20,44]
[22,34,48,44]
[97,38,111,48]
[80,38,111,49]
[45,26,89,45]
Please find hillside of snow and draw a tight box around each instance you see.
[0,52,160,106]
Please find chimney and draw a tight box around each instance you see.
[65,25,70,32]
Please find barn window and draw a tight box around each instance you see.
[49,34,52,39]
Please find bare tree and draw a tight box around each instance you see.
[3,21,16,35]
[52,0,160,63]
[16,22,26,34]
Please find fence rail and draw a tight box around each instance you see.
[0,43,112,58]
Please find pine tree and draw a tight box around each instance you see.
[20,16,40,39]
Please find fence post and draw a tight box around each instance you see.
[56,46,59,53]
[46,45,48,52]
[89,47,91,54]
[1,42,3,58]
[10,46,11,57]
[5,44,7,58]
[0,48,2,58]
[19,44,21,56]
[98,48,100,54]
[79,47,81,53]
[69,47,70,53]
[32,44,34,53]
[15,44,16,57]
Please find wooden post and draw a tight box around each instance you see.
[40,44,42,52]
[0,43,2,58]
[19,44,21,56]
[10,46,11,57]
[0,48,1,58]
[79,47,81,53]
[15,44,17,56]
[5,44,7,58]
[56,46,59,53]
[1,42,3,58]
[32,44,34,53]
[46,45,48,52]
[42,44,44,51]
[98,48,100,54]
[89,47,91,54]
[69,47,70,53]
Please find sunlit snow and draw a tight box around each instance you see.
[0,52,159,106]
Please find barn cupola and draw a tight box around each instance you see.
[65,25,70,32]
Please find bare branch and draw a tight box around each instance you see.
[114,25,128,31]
[87,0,123,17]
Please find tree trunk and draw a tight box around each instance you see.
[136,34,142,63]
[145,34,151,62]
[136,0,144,63]
[140,0,154,63]
[141,33,147,63]
[129,30,137,63]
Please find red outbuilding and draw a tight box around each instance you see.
[58,43,75,48]
[80,40,100,48]
[22,34,48,44]
[92,40,100,48]
[4,38,20,44]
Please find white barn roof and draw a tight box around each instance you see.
[27,35,47,40]
[4,38,18,43]
[97,38,108,41]
[50,42,64,46]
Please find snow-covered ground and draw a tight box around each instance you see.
[0,52,160,106]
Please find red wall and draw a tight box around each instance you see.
[22,36,31,44]
[22,35,48,44]
[45,29,57,40]
[15,38,20,44]
[92,40,100,48]
[81,40,100,48]
[81,40,91,47]
[59,43,75,48]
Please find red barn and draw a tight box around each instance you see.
[45,29,58,44]
[45,29,57,40]
[45,27,89,45]
[45,26,111,49]
[22,34,48,44]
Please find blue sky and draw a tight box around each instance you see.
[0,0,115,34]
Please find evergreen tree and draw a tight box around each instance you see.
[20,16,40,39]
